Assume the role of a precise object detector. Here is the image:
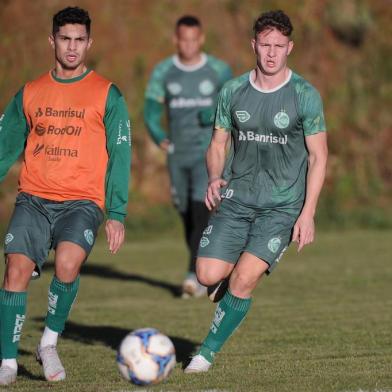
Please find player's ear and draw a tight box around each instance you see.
[251,38,256,54]
[87,37,93,50]
[49,35,55,49]
[287,39,294,55]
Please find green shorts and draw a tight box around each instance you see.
[168,153,208,213]
[4,192,104,276]
[197,198,299,274]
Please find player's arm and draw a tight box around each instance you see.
[144,64,170,151]
[292,132,328,251]
[104,84,132,254]
[205,128,230,210]
[0,88,29,182]
[292,84,328,251]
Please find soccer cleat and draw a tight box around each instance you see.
[0,366,17,386]
[182,274,207,299]
[207,278,229,303]
[36,345,66,382]
[184,354,212,374]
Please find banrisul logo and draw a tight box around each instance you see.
[238,131,288,145]
[84,229,94,246]
[268,237,282,253]
[274,110,290,129]
[235,111,250,123]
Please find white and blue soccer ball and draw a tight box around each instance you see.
[116,328,176,385]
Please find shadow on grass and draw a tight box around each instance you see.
[42,261,182,297]
[33,318,198,367]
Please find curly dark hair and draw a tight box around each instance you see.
[52,7,91,36]
[253,10,293,37]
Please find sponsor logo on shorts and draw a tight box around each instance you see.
[268,237,282,253]
[84,229,94,246]
[12,314,25,343]
[274,246,288,264]
[274,110,290,129]
[221,188,234,199]
[200,236,210,248]
[199,79,214,95]
[5,233,14,245]
[235,110,250,123]
[203,225,213,235]
[167,82,182,95]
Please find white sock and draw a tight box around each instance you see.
[1,359,17,371]
[40,327,59,348]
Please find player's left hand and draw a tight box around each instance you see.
[292,213,315,252]
[105,219,125,254]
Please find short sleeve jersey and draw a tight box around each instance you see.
[145,53,232,154]
[216,70,326,211]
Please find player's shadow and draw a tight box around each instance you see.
[15,349,46,381]
[43,261,182,297]
[33,318,198,367]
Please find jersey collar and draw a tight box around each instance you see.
[173,53,207,72]
[249,69,292,93]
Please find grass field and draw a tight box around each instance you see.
[0,230,391,392]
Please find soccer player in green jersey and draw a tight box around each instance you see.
[185,10,328,372]
[0,7,131,385]
[144,16,232,298]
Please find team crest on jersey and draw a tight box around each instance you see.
[5,233,14,245]
[235,111,250,123]
[167,82,182,95]
[274,110,290,129]
[199,80,214,95]
[268,237,281,253]
[200,236,210,248]
[84,229,94,246]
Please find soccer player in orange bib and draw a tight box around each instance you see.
[0,7,131,385]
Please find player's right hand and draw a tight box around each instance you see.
[205,178,227,211]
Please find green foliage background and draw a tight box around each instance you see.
[0,0,391,232]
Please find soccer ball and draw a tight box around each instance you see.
[116,328,176,385]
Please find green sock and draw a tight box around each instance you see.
[0,289,27,359]
[45,275,80,333]
[199,289,252,363]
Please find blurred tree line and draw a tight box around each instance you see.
[0,0,391,234]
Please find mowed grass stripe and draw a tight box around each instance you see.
[0,230,391,391]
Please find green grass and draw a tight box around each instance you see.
[1,230,392,391]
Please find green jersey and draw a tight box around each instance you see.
[145,53,232,155]
[216,70,326,211]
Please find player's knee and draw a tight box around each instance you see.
[230,269,257,296]
[55,259,80,282]
[196,260,222,286]
[4,262,32,291]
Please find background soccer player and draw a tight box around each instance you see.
[144,16,232,298]
[185,10,328,372]
[0,7,131,385]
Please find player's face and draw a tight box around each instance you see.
[49,24,92,72]
[252,28,293,76]
[174,25,204,62]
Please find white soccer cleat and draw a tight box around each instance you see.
[0,366,17,386]
[182,275,207,299]
[36,345,66,382]
[184,354,212,374]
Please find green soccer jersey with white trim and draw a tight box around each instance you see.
[216,70,326,211]
[145,53,232,155]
